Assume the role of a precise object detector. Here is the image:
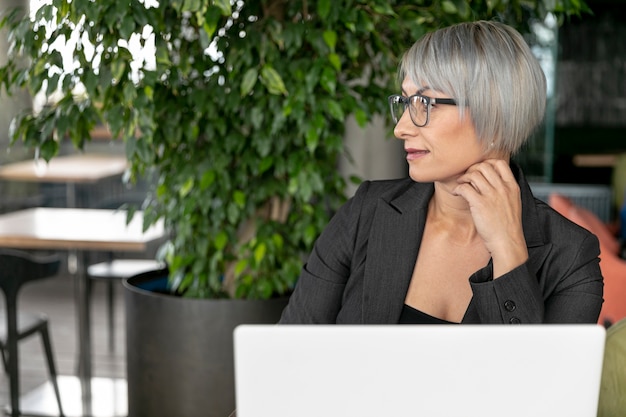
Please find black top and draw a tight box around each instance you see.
[398,304,455,324]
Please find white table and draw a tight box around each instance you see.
[0,153,128,208]
[0,207,165,416]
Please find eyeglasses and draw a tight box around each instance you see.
[388,94,457,127]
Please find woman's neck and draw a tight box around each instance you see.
[428,182,481,245]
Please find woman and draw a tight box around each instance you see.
[279,20,603,324]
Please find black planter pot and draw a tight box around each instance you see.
[124,269,289,417]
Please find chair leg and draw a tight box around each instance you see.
[6,299,20,417]
[0,344,9,373]
[40,325,65,416]
[7,344,19,417]
[107,280,115,352]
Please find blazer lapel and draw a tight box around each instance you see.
[515,163,552,275]
[360,164,551,324]
[362,182,433,323]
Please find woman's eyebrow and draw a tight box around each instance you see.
[401,86,430,96]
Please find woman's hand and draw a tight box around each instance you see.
[453,159,529,278]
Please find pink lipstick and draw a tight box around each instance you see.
[405,148,430,161]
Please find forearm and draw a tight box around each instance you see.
[469,262,544,323]
[469,233,603,324]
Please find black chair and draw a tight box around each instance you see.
[0,249,64,417]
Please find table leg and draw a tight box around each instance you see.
[74,250,92,415]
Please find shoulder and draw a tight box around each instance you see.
[332,178,429,234]
[530,197,600,257]
[534,197,595,238]
[352,177,415,197]
[350,177,431,207]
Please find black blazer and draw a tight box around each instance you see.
[280,164,604,324]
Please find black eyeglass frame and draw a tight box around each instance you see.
[388,94,457,127]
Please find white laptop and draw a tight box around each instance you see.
[233,324,606,417]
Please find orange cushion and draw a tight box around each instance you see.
[548,193,574,217]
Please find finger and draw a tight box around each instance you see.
[467,160,501,180]
[482,160,521,199]
[459,160,512,195]
[456,174,482,194]
[457,168,494,194]
[453,182,484,203]
[482,159,517,184]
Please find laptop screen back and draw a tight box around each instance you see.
[233,324,605,417]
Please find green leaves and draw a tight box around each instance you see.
[211,0,232,16]
[317,0,332,20]
[203,6,223,38]
[179,177,194,198]
[182,0,203,12]
[320,66,336,94]
[323,30,337,52]
[442,1,460,15]
[0,0,591,299]
[240,68,258,96]
[260,66,288,96]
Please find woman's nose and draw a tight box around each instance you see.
[393,111,416,140]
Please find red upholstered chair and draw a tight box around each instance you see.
[566,206,626,327]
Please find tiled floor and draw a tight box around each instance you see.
[0,264,127,415]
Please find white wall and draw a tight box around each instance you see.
[339,115,407,197]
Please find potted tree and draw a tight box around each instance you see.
[0,0,589,415]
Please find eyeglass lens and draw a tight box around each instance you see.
[389,95,429,126]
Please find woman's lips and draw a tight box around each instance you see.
[405,148,429,161]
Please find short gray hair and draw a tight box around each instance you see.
[399,20,546,154]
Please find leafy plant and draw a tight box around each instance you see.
[0,0,589,299]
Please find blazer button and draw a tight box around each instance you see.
[509,317,521,324]
[504,300,516,312]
